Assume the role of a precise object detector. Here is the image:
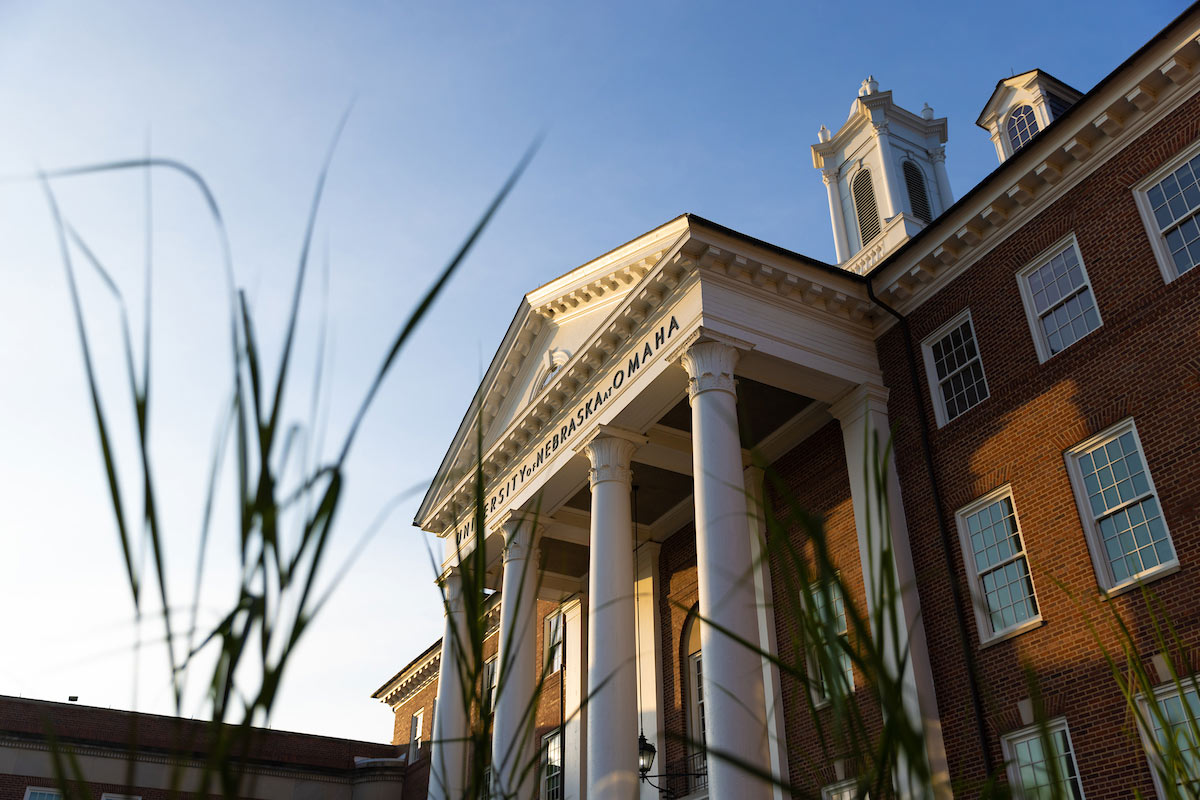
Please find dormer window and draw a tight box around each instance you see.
[1006,105,1039,152]
[903,161,933,224]
[851,169,881,246]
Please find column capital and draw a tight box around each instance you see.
[437,567,467,614]
[497,509,542,564]
[576,425,646,487]
[827,381,891,427]
[680,338,744,399]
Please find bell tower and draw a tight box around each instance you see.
[812,77,953,272]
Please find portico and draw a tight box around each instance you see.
[417,214,948,800]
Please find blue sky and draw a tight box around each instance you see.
[0,0,1184,741]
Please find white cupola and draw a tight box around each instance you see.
[812,76,953,271]
[976,69,1082,164]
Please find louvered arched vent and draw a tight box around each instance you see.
[903,161,933,223]
[851,170,881,245]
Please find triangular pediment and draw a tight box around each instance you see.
[415,215,692,524]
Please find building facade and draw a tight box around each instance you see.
[0,695,406,800]
[381,6,1200,799]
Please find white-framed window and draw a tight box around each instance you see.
[1001,718,1085,799]
[1065,418,1176,594]
[100,795,142,800]
[24,790,62,800]
[688,650,707,748]
[1007,104,1040,153]
[541,728,563,800]
[955,486,1041,643]
[409,707,424,760]
[1137,678,1200,798]
[1134,139,1200,283]
[822,778,867,800]
[545,610,565,674]
[921,310,989,427]
[1017,235,1102,362]
[808,581,853,703]
[484,655,498,711]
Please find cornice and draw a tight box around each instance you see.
[422,222,878,535]
[869,29,1200,326]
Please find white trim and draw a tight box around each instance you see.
[821,777,865,800]
[1134,676,1200,800]
[806,579,854,706]
[23,789,62,800]
[920,309,990,428]
[544,609,566,674]
[540,728,563,800]
[1000,717,1085,799]
[408,706,424,761]
[1063,417,1177,595]
[100,795,142,800]
[1133,136,1200,284]
[1015,233,1103,363]
[954,485,1043,645]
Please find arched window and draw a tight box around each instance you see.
[1006,105,1039,152]
[851,169,881,246]
[681,609,708,790]
[903,161,933,223]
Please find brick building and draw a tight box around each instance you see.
[0,695,405,800]
[382,5,1200,799]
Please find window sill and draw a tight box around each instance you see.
[1100,561,1181,600]
[979,616,1044,649]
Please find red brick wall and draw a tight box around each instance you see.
[765,420,886,793]
[877,91,1200,798]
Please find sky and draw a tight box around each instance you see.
[0,0,1185,743]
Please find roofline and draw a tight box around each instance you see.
[371,637,443,700]
[0,694,395,752]
[870,0,1200,286]
[974,67,1085,128]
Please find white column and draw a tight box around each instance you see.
[828,383,949,800]
[635,542,665,800]
[562,597,588,800]
[823,167,851,263]
[490,512,540,799]
[578,427,644,800]
[930,146,954,211]
[682,340,773,800]
[873,122,903,219]
[428,569,470,800]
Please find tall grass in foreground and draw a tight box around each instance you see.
[39,132,536,798]
[48,150,1200,799]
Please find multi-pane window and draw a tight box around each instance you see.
[822,779,866,800]
[1002,719,1085,800]
[1018,238,1102,361]
[957,488,1039,641]
[1067,419,1175,592]
[1141,680,1200,797]
[409,708,424,760]
[1007,104,1040,152]
[24,791,62,800]
[922,311,989,426]
[542,729,563,800]
[810,582,853,701]
[689,651,707,748]
[1145,149,1200,278]
[546,611,565,674]
[483,656,498,710]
